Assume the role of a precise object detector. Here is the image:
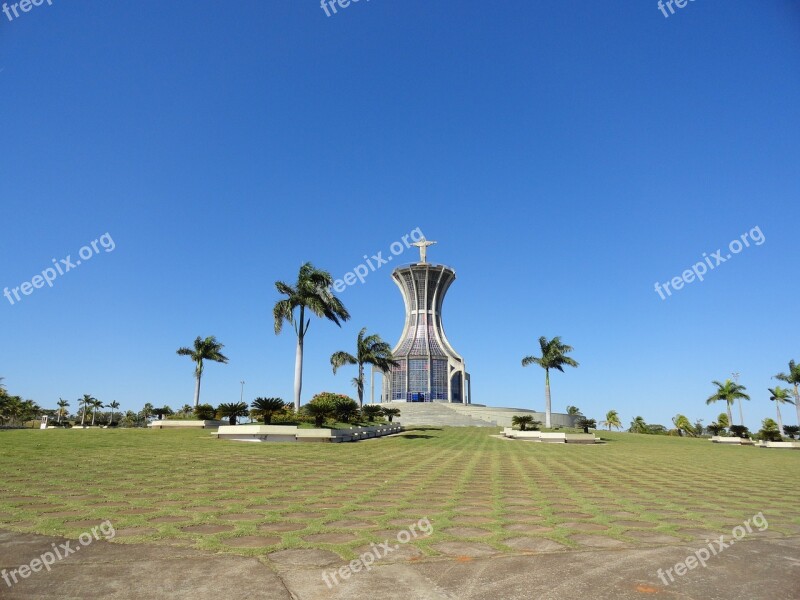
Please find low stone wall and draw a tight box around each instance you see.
[757,440,800,449]
[149,420,227,429]
[215,424,404,443]
[710,436,755,445]
[501,427,598,444]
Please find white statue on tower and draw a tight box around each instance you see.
[412,238,437,263]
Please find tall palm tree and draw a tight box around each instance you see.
[775,360,800,426]
[331,327,398,407]
[90,399,104,426]
[56,398,70,424]
[108,401,120,425]
[522,336,579,428]
[79,394,96,427]
[601,410,622,431]
[274,262,350,411]
[176,336,229,407]
[768,386,794,436]
[706,380,749,428]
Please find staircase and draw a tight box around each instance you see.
[384,402,580,428]
[388,402,498,427]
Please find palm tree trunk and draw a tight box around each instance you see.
[544,369,551,429]
[357,364,364,408]
[193,372,202,407]
[81,406,86,426]
[727,404,734,431]
[294,306,305,412]
[738,399,744,425]
[776,404,784,436]
[794,385,800,426]
[91,410,96,426]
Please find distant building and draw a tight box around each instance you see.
[378,240,471,403]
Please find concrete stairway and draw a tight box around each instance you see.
[388,402,498,427]
[381,402,580,428]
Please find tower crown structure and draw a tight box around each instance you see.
[379,240,471,403]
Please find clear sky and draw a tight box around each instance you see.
[1,0,798,430]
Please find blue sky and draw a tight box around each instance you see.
[1,0,798,430]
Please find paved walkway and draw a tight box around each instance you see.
[1,529,798,599]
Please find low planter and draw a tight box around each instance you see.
[215,424,404,443]
[149,420,227,429]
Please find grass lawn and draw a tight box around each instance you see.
[0,427,798,561]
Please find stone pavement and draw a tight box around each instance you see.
[1,529,798,599]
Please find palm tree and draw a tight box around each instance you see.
[672,414,696,437]
[522,336,579,428]
[758,418,781,442]
[330,327,398,407]
[217,402,249,425]
[19,399,40,427]
[274,263,350,411]
[706,380,750,428]
[79,394,96,427]
[629,416,648,434]
[362,405,383,422]
[717,412,730,430]
[176,336,229,407]
[140,402,154,425]
[90,399,104,426]
[566,405,582,416]
[511,415,540,431]
[768,386,794,436]
[107,400,120,425]
[251,397,286,424]
[303,396,336,428]
[382,407,401,423]
[601,410,622,431]
[56,398,70,424]
[575,416,596,433]
[775,360,800,426]
[707,421,727,436]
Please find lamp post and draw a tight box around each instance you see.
[240,380,246,422]
[732,372,744,425]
